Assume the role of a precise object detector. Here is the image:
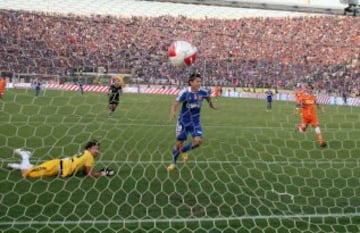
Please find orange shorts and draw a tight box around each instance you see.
[301,115,319,128]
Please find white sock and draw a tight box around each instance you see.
[21,157,33,170]
[8,163,22,170]
[21,161,32,170]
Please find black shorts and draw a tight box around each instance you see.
[109,96,119,104]
[109,101,119,105]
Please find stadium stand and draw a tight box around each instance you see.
[0,10,359,95]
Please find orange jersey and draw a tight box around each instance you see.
[214,86,222,96]
[0,79,5,91]
[295,89,304,104]
[300,93,317,117]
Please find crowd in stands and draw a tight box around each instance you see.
[0,10,359,95]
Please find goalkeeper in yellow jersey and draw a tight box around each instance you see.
[7,139,114,178]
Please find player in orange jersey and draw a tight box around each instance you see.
[296,85,326,147]
[214,85,223,99]
[294,85,305,115]
[0,77,6,99]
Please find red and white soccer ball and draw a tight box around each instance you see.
[168,40,198,66]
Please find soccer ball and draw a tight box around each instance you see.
[168,40,197,66]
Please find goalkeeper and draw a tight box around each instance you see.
[7,139,114,178]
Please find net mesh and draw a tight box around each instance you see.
[1,91,360,232]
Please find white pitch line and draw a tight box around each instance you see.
[1,159,360,165]
[0,213,359,226]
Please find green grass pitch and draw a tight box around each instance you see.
[1,88,360,232]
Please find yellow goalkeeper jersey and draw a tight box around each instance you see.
[61,150,95,177]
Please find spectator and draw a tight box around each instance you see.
[0,10,358,94]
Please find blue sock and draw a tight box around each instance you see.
[172,148,180,164]
[182,142,195,153]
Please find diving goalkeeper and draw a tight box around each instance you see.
[7,139,114,178]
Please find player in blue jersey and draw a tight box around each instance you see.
[265,89,273,112]
[167,73,217,172]
[78,80,84,95]
[35,81,41,97]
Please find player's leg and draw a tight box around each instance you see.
[167,121,187,171]
[173,140,184,162]
[311,118,326,147]
[111,103,117,112]
[266,101,272,111]
[167,140,184,172]
[181,136,202,164]
[297,117,309,132]
[214,91,219,100]
[171,123,186,164]
[108,95,116,113]
[23,159,60,178]
[109,97,119,114]
[113,95,121,112]
[182,131,202,153]
[294,103,301,115]
[181,124,203,163]
[108,102,117,115]
[7,148,33,174]
[11,148,33,170]
[7,163,22,170]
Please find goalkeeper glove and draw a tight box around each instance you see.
[100,167,115,176]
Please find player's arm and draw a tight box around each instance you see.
[294,102,301,115]
[206,97,217,110]
[169,101,180,121]
[294,95,303,115]
[316,102,325,113]
[83,166,112,177]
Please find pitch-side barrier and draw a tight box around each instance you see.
[8,83,360,107]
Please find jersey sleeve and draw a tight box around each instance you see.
[199,88,210,98]
[176,89,188,102]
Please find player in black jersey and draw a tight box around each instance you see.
[108,82,122,115]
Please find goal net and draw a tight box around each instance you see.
[1,1,360,232]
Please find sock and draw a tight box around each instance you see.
[181,142,198,153]
[8,163,22,170]
[316,133,324,144]
[171,147,180,164]
[21,157,32,170]
[315,127,323,144]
